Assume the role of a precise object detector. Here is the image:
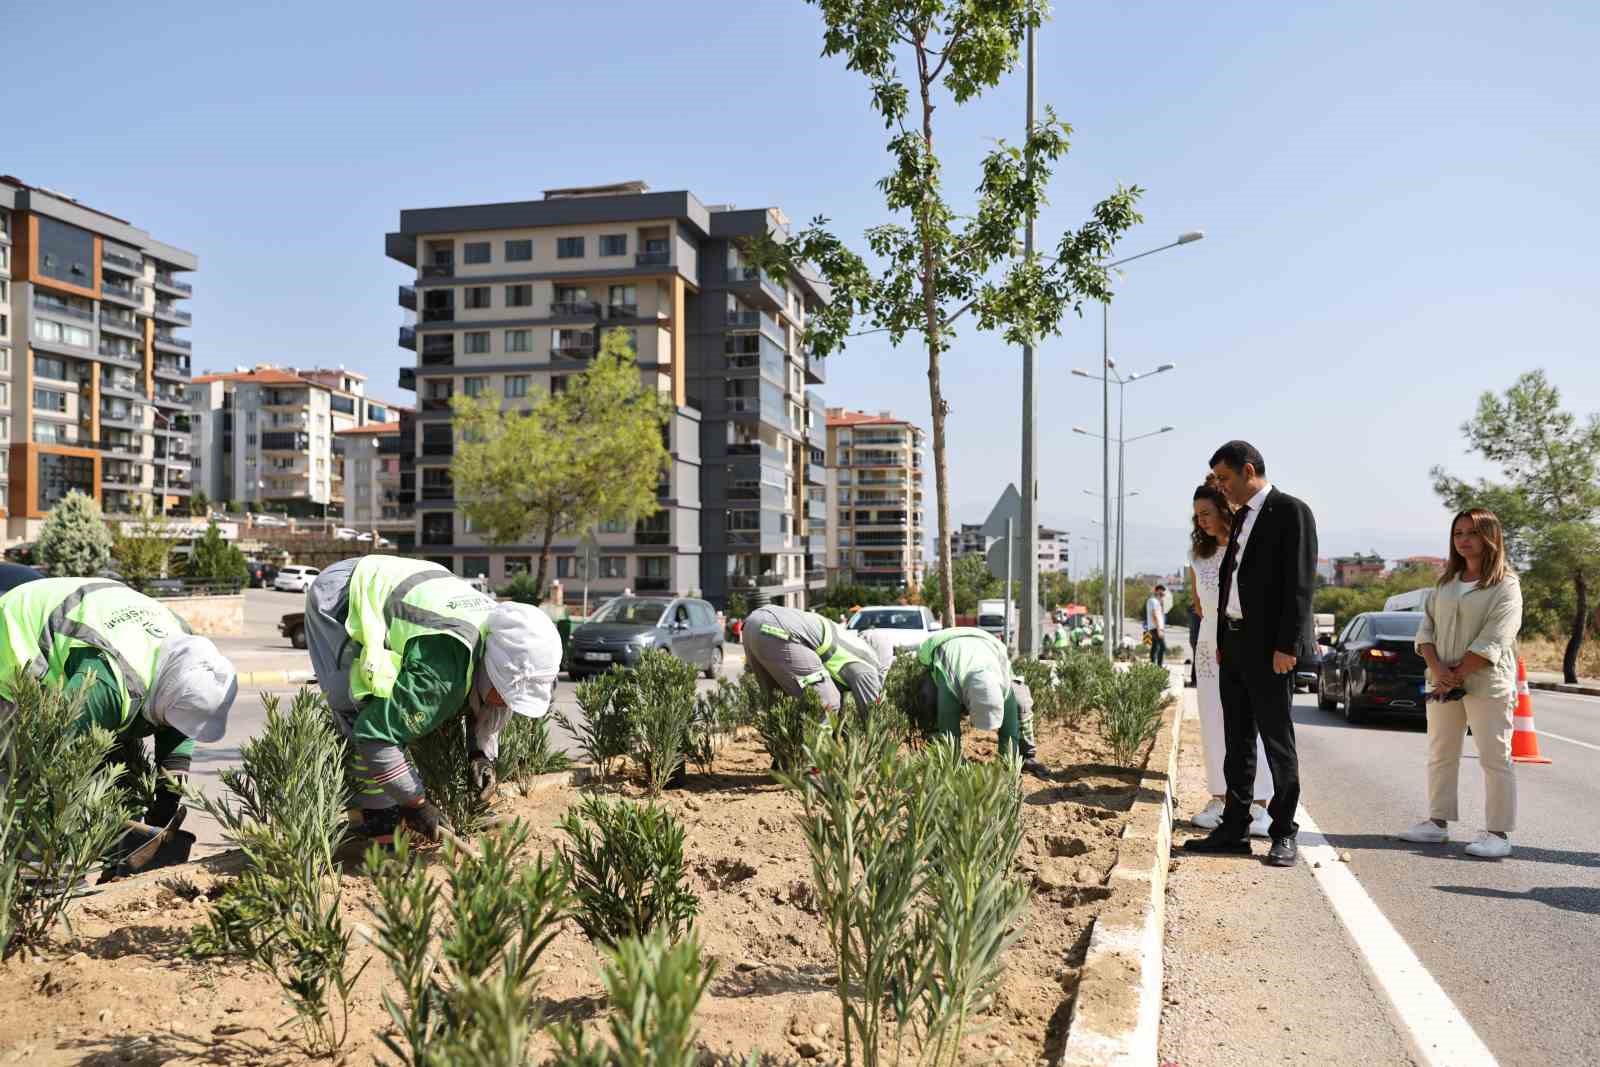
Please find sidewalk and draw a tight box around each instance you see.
[1526,670,1600,698]
[1157,693,1417,1066]
[210,636,316,687]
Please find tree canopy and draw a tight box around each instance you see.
[37,490,114,577]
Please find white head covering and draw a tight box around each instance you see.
[482,602,562,719]
[149,634,238,743]
[961,668,1008,732]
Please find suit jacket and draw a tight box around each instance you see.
[1230,487,1318,664]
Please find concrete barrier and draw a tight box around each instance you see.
[162,594,244,637]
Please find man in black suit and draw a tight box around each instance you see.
[1183,441,1317,867]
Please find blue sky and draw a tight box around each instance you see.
[8,0,1596,572]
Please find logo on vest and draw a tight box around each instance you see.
[104,607,169,641]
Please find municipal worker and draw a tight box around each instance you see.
[0,577,238,830]
[741,604,887,712]
[304,556,562,844]
[914,626,1047,774]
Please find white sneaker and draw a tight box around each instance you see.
[1249,804,1272,838]
[1464,831,1511,859]
[1398,819,1449,844]
[1192,798,1225,830]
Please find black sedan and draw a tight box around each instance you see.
[1316,611,1428,724]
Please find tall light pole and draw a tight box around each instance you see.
[1077,231,1204,659]
[1018,21,1041,657]
[1073,423,1175,648]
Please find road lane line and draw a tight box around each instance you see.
[1537,730,1600,753]
[1296,805,1498,1067]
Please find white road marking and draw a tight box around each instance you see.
[1297,805,1499,1067]
[1538,729,1600,753]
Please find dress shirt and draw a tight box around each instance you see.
[1225,482,1273,619]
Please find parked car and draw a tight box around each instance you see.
[252,513,291,528]
[279,611,307,649]
[0,563,43,594]
[245,558,279,588]
[333,527,361,541]
[273,565,321,593]
[567,595,723,679]
[846,605,940,653]
[3,542,37,566]
[355,532,374,543]
[1316,611,1428,724]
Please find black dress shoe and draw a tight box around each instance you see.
[1265,836,1298,867]
[1181,828,1252,854]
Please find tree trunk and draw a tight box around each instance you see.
[1563,569,1588,684]
[533,516,558,605]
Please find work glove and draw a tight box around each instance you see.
[401,797,443,844]
[469,750,496,802]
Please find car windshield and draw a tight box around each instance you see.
[590,597,672,625]
[1373,615,1423,638]
[850,610,925,631]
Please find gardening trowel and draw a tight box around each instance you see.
[99,807,195,883]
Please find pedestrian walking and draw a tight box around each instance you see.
[304,556,562,844]
[1184,441,1318,867]
[1145,584,1168,667]
[1186,482,1273,838]
[741,604,886,713]
[1398,508,1523,859]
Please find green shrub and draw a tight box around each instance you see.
[497,571,542,605]
[1097,663,1173,766]
[1009,655,1062,720]
[755,689,823,775]
[185,688,364,1055]
[557,670,636,781]
[628,648,698,795]
[558,794,699,949]
[36,489,114,577]
[1055,648,1115,720]
[410,714,490,835]
[733,668,765,727]
[0,675,129,958]
[551,928,718,1067]
[186,520,249,583]
[494,714,571,789]
[688,677,742,774]
[881,653,938,742]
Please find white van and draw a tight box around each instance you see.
[1383,588,1433,613]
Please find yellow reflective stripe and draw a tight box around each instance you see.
[759,623,790,639]
[798,670,828,688]
[815,619,836,659]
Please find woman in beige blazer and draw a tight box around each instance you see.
[1399,508,1523,859]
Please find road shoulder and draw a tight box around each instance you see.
[1158,697,1418,1067]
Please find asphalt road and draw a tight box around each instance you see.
[1294,687,1600,1066]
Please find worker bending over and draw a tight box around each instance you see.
[914,627,1046,774]
[305,556,561,843]
[741,605,887,712]
[0,577,237,852]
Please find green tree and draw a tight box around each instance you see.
[188,490,210,518]
[920,554,1001,616]
[747,0,1142,626]
[187,521,249,584]
[451,329,671,602]
[1431,370,1600,682]
[36,490,114,577]
[112,506,173,588]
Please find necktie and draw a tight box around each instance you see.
[1217,505,1251,621]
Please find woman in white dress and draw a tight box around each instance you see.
[1187,481,1273,836]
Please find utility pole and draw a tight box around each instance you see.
[1019,21,1041,658]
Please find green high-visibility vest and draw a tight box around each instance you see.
[809,617,875,687]
[0,578,180,726]
[346,556,497,703]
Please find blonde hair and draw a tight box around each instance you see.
[1440,508,1509,587]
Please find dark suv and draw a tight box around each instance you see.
[1316,612,1427,723]
[567,595,724,679]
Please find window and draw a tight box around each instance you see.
[608,284,637,312]
[463,286,491,310]
[0,350,7,373]
[330,394,356,415]
[463,377,487,398]
[638,556,670,580]
[32,318,92,348]
[0,280,7,301]
[556,557,576,579]
[505,329,532,353]
[463,242,491,265]
[505,284,533,307]
[598,556,627,579]
[505,556,532,576]
[421,513,454,545]
[367,404,387,422]
[33,355,68,381]
[463,557,490,579]
[464,331,490,354]
[33,389,68,413]
[599,234,627,257]
[38,451,93,509]
[505,239,532,261]
[598,518,629,534]
[551,376,569,395]
[556,237,584,259]
[506,375,529,398]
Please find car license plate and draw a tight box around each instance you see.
[584,652,613,663]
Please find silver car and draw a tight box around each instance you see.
[567,595,725,679]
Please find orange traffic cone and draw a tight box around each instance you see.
[1510,658,1552,765]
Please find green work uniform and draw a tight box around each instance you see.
[917,627,1023,757]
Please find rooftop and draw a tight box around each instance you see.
[335,421,401,437]
[825,406,924,430]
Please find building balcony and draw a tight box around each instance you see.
[634,576,672,593]
[636,250,670,267]
[154,361,189,381]
[607,303,639,319]
[99,312,141,337]
[154,304,191,325]
[421,308,455,324]
[420,441,453,457]
[153,330,191,351]
[399,325,416,350]
[550,301,602,317]
[398,367,416,392]
[806,461,826,486]
[420,262,453,279]
[805,350,826,385]
[153,273,192,296]
[398,285,416,310]
[98,342,142,365]
[39,300,95,323]
[551,343,596,361]
[103,249,143,274]
[101,280,143,306]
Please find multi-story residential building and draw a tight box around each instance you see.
[950,523,989,560]
[1038,526,1069,574]
[335,417,410,541]
[0,176,195,539]
[822,407,927,590]
[386,181,828,608]
[1333,553,1385,587]
[189,365,394,516]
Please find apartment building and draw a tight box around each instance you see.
[1039,526,1069,574]
[336,418,410,540]
[822,407,927,590]
[188,365,393,516]
[0,176,195,539]
[387,181,828,608]
[950,522,989,560]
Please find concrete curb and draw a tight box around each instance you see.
[1529,680,1600,698]
[235,668,317,688]
[1057,680,1184,1067]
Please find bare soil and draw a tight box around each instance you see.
[0,720,1146,1066]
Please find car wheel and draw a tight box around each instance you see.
[705,645,724,679]
[290,624,307,650]
[1342,677,1367,724]
[1317,675,1336,711]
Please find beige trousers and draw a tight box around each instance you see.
[1426,691,1516,833]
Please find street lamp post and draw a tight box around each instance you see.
[1073,423,1174,649]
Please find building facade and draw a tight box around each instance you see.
[335,419,409,540]
[1038,526,1069,574]
[1333,553,1386,587]
[822,407,927,590]
[386,181,828,608]
[0,177,195,539]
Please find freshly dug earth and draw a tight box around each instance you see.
[0,720,1147,1065]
